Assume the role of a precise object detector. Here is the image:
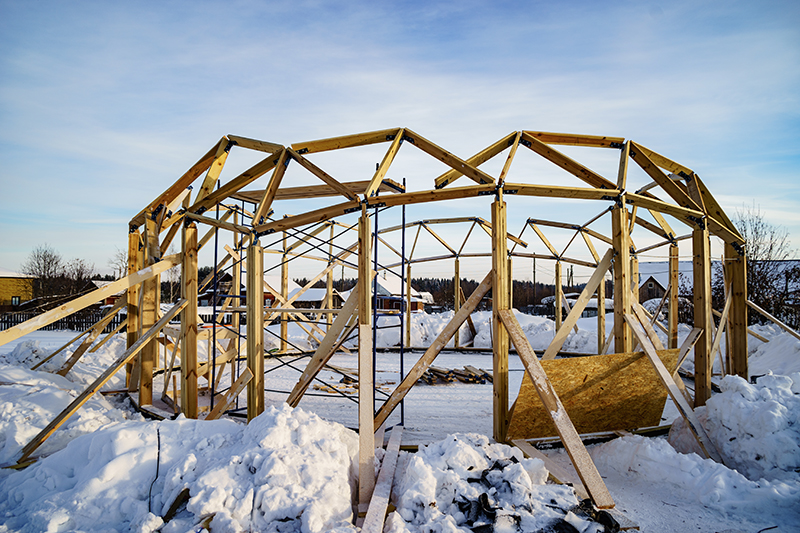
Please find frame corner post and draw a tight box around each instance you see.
[492,197,510,442]
[726,242,748,379]
[247,241,265,421]
[358,207,376,508]
[126,229,143,388]
[181,222,199,418]
[668,243,680,349]
[693,227,712,406]
[612,205,632,353]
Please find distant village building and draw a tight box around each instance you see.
[0,268,34,312]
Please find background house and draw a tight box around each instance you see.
[0,268,34,312]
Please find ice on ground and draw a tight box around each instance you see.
[669,372,800,483]
[386,433,607,533]
[0,404,358,533]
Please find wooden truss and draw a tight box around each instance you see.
[2,127,762,520]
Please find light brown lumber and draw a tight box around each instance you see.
[747,300,800,342]
[726,243,748,378]
[189,152,282,215]
[228,134,282,154]
[527,218,613,246]
[520,132,617,190]
[710,284,733,375]
[56,297,127,376]
[434,132,516,188]
[184,212,251,235]
[235,179,404,203]
[252,148,290,225]
[624,312,723,464]
[32,329,91,371]
[89,318,127,353]
[498,309,614,509]
[692,174,743,241]
[475,218,529,247]
[252,199,361,235]
[624,193,704,227]
[629,142,693,177]
[530,222,559,257]
[129,139,220,227]
[138,216,161,405]
[422,223,457,255]
[18,300,187,463]
[205,368,253,421]
[374,271,492,429]
[286,286,359,407]
[291,128,400,154]
[403,128,495,185]
[523,131,625,148]
[361,425,404,533]
[365,129,404,198]
[492,195,510,443]
[357,207,375,510]
[0,254,180,349]
[365,183,496,211]
[693,227,712,406]
[194,137,231,204]
[287,148,360,202]
[498,132,522,183]
[669,244,680,349]
[543,249,613,360]
[508,183,620,201]
[511,439,589,500]
[612,205,633,353]
[181,223,199,418]
[675,328,703,377]
[581,231,600,263]
[247,243,265,421]
[629,142,701,212]
[560,295,580,335]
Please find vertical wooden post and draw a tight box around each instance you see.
[492,195,510,442]
[247,242,265,421]
[232,213,241,335]
[281,231,288,353]
[357,207,375,510]
[693,227,712,406]
[508,257,513,309]
[406,264,412,347]
[126,230,142,388]
[597,273,606,354]
[554,260,563,331]
[612,205,632,353]
[726,243,748,379]
[181,222,198,418]
[631,254,639,305]
[668,243,680,349]
[454,257,460,348]
[326,223,334,331]
[139,215,161,405]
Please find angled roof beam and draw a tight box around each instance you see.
[528,221,560,257]
[287,148,360,202]
[522,131,625,148]
[528,218,613,245]
[498,131,522,184]
[520,131,617,190]
[629,142,701,212]
[506,183,619,201]
[195,137,233,204]
[291,128,400,154]
[228,135,282,154]
[365,128,404,198]
[422,223,458,256]
[253,148,290,225]
[402,128,495,186]
[434,131,516,189]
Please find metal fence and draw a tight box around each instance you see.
[0,311,125,333]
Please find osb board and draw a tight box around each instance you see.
[507,349,678,440]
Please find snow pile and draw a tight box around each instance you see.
[0,404,359,533]
[386,433,608,533]
[748,330,800,377]
[668,372,800,482]
[0,363,139,465]
[593,435,800,519]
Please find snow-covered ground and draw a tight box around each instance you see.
[0,309,798,532]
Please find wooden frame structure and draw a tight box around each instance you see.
[0,128,752,514]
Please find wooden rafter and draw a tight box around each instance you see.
[520,131,617,190]
[434,131,516,188]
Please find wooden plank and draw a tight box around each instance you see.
[287,148,359,202]
[624,193,704,226]
[130,139,220,227]
[543,249,613,360]
[89,319,127,353]
[195,137,231,204]
[247,243,265,421]
[693,228,712,406]
[361,425,404,533]
[668,244,680,349]
[0,254,179,349]
[492,197,510,442]
[521,132,617,190]
[509,349,678,439]
[374,271,492,429]
[555,261,563,331]
[56,298,126,376]
[624,313,723,464]
[693,174,743,240]
[476,218,529,247]
[357,207,375,510]
[629,142,693,176]
[205,368,253,421]
[18,300,187,463]
[181,223,199,418]
[287,287,359,407]
[184,212,251,235]
[616,141,630,190]
[235,179,404,203]
[748,300,800,342]
[498,131,522,183]
[189,152,282,214]
[499,310,614,508]
[522,131,625,148]
[530,222,559,257]
[528,218,613,245]
[612,205,633,353]
[228,134,282,154]
[138,216,161,405]
[581,231,600,262]
[364,183,496,210]
[252,199,361,235]
[365,129,404,198]
[710,284,733,375]
[291,128,399,154]
[403,128,495,185]
[252,148,290,225]
[434,132,515,188]
[726,244,748,377]
[422,223,457,256]
[674,327,702,374]
[629,142,701,212]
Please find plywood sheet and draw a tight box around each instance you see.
[507,350,678,440]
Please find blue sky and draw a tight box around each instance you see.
[1,0,798,283]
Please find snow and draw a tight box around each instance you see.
[0,308,799,532]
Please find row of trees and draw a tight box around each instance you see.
[21,244,111,301]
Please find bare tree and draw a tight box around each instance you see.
[21,244,64,298]
[64,258,95,295]
[108,247,129,280]
[729,204,795,324]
